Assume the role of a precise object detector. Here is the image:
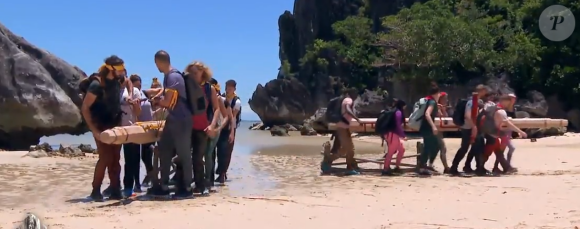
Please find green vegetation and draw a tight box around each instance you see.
[294,0,580,108]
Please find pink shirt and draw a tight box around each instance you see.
[336,97,353,129]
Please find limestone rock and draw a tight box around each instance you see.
[0,23,87,150]
[24,150,48,158]
[78,143,96,154]
[249,122,265,130]
[249,78,316,127]
[58,144,85,157]
[270,125,289,136]
[299,124,317,136]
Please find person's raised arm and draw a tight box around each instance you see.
[143,88,163,99]
[125,77,134,98]
[495,110,526,138]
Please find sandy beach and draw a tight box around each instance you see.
[1,133,580,229]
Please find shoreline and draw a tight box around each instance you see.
[1,135,580,228]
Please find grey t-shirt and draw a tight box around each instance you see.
[163,70,191,119]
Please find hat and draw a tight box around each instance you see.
[508,93,516,98]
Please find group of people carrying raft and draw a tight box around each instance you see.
[79,51,242,200]
[322,84,527,176]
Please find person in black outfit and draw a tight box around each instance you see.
[80,55,127,200]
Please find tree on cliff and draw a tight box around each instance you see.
[379,0,541,82]
[300,15,382,90]
[295,0,579,109]
[378,0,580,108]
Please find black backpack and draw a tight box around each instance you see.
[169,69,206,116]
[452,99,468,126]
[375,108,397,135]
[325,96,347,123]
[230,96,242,127]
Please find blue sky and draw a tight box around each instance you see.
[0,0,295,121]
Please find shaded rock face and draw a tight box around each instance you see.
[249,77,316,126]
[251,0,433,127]
[0,23,86,150]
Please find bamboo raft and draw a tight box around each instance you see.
[100,121,165,145]
[99,117,568,145]
[328,117,568,132]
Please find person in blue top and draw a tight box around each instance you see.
[147,50,194,198]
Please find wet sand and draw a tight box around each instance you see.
[1,132,580,228]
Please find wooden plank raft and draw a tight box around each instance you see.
[328,142,425,169]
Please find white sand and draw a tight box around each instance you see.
[1,134,580,229]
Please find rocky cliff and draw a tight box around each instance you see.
[0,23,87,150]
[248,0,580,131]
[249,0,405,126]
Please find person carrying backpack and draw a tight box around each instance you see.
[480,94,526,174]
[380,99,407,176]
[80,55,127,201]
[417,85,442,176]
[147,50,195,198]
[169,61,225,196]
[449,85,489,175]
[429,92,450,173]
[321,88,362,176]
[215,79,240,183]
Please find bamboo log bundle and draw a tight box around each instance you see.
[328,117,568,133]
[100,121,165,145]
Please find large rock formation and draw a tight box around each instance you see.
[0,23,86,150]
[249,0,578,132]
[250,0,404,126]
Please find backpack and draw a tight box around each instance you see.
[452,99,468,126]
[375,108,397,136]
[407,98,429,130]
[78,75,123,125]
[476,103,502,137]
[170,69,206,116]
[325,96,347,123]
[229,96,242,128]
[191,83,213,131]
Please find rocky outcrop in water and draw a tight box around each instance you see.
[0,23,87,150]
[26,142,96,158]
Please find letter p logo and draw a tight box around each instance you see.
[540,5,576,41]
